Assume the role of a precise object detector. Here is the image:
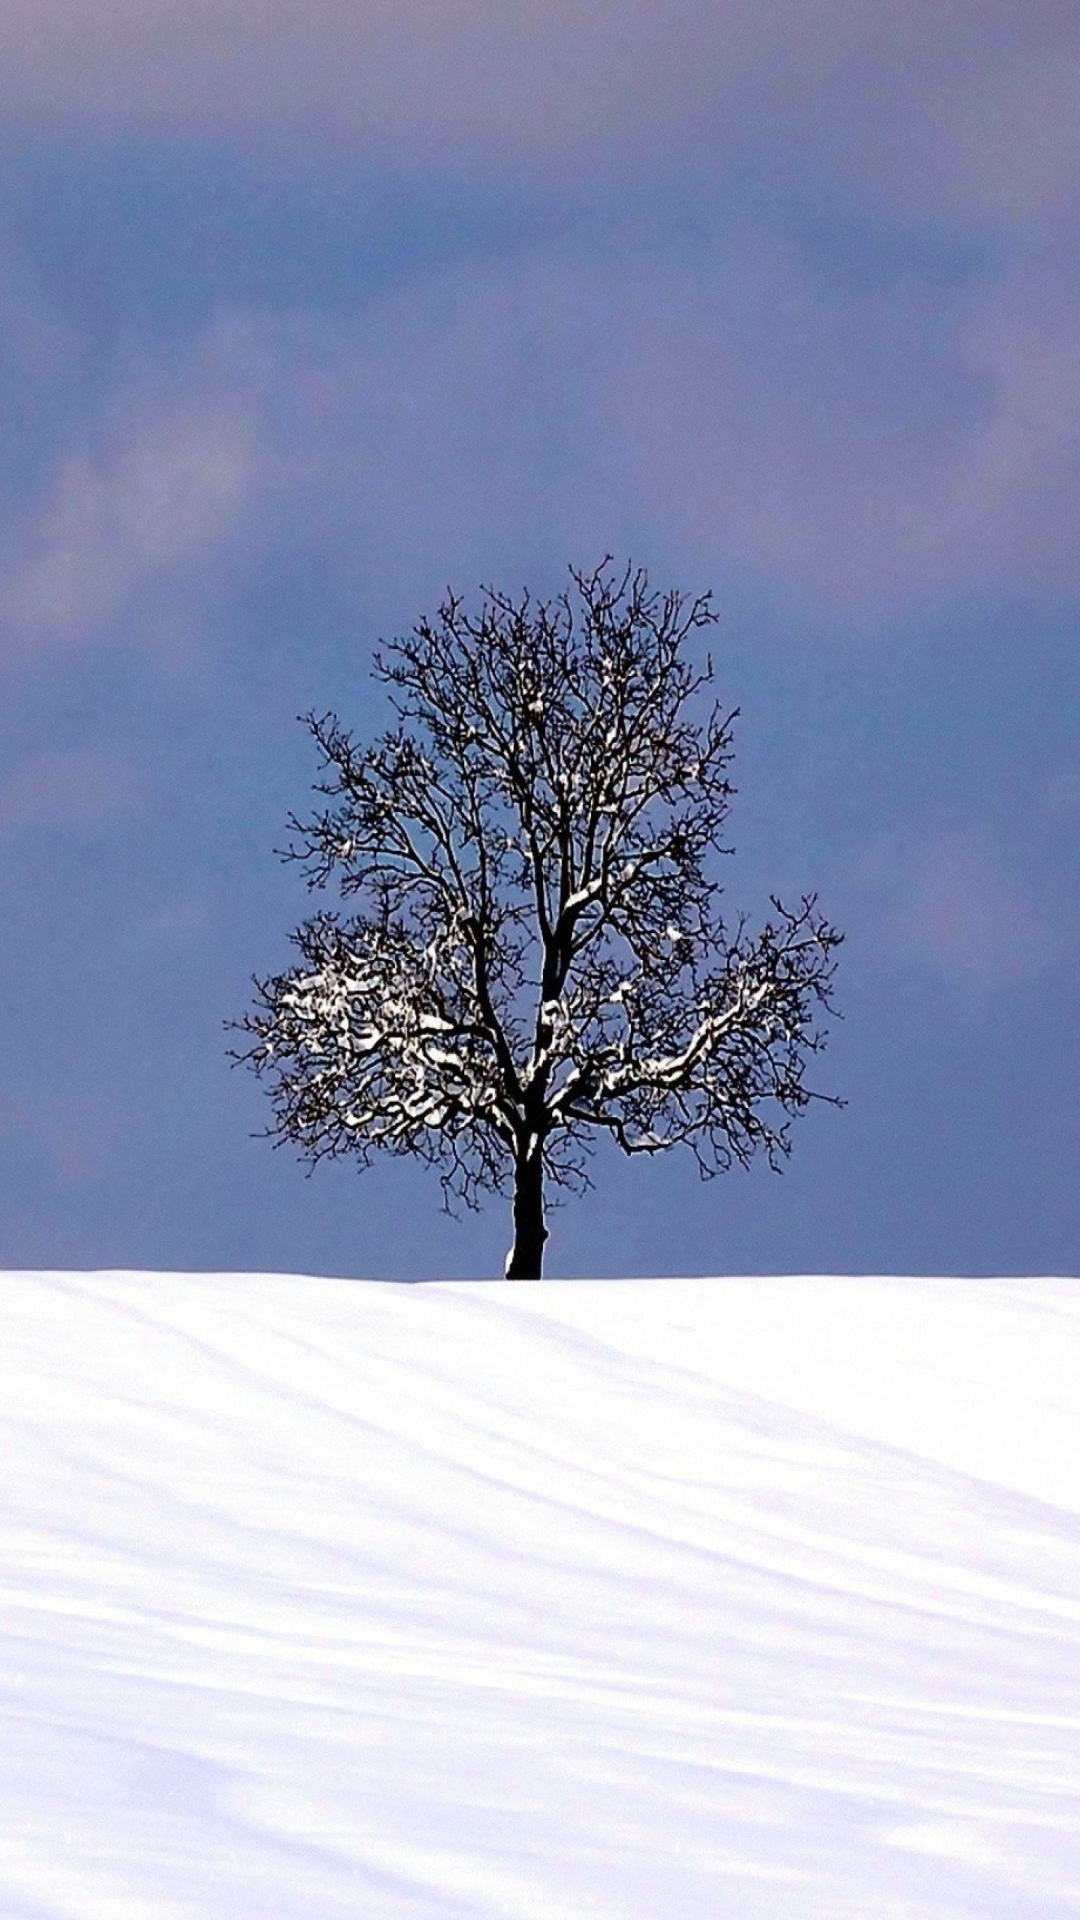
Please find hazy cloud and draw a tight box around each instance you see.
[600,239,1080,612]
[0,381,260,658]
[0,0,1076,229]
[226,242,1080,617]
[913,40,1080,225]
[4,210,1080,667]
[0,5,1075,654]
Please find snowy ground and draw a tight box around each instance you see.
[2,1271,1080,1919]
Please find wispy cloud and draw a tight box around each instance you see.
[3,200,1080,670]
[0,376,260,660]
[207,243,1080,618]
[594,237,1080,613]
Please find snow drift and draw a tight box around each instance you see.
[2,1269,1079,1918]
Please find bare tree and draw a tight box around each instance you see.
[233,561,842,1278]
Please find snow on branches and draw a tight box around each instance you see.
[232,560,842,1276]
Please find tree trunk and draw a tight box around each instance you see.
[505,1147,547,1279]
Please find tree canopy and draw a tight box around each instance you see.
[234,561,842,1276]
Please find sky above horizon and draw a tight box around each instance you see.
[0,0,1078,1278]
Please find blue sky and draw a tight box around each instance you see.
[0,1,1077,1277]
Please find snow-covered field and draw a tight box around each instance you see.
[2,1271,1079,1919]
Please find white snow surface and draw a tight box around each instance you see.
[2,1268,1080,1919]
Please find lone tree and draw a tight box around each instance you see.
[234,562,841,1278]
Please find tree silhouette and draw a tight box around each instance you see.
[234,561,842,1277]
